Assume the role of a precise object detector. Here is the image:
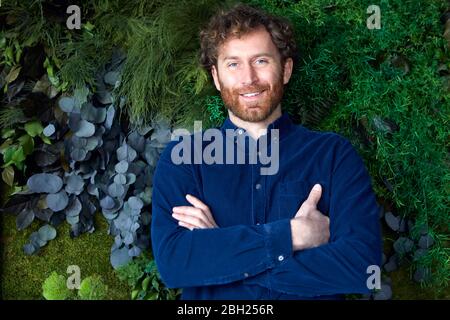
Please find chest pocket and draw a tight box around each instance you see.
[278,180,330,219]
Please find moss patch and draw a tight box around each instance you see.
[1,213,130,300]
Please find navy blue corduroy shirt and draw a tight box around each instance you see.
[151,112,382,300]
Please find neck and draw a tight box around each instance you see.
[228,105,282,140]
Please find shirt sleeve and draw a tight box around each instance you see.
[245,138,383,296]
[151,141,293,289]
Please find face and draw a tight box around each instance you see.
[211,26,293,123]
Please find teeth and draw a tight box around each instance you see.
[242,92,261,97]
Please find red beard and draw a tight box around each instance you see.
[219,73,285,122]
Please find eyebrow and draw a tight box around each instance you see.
[222,53,275,61]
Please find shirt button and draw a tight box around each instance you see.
[244,273,249,277]
[256,222,261,225]
[255,183,261,190]
[238,129,244,135]
[278,255,284,262]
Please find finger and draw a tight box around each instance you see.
[172,206,213,227]
[185,195,217,227]
[304,184,322,208]
[172,212,209,229]
[178,221,197,231]
[185,194,209,211]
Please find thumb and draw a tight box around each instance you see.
[305,184,322,208]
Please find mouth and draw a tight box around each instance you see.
[239,90,265,100]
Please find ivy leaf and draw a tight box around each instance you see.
[2,145,25,170]
[2,166,14,186]
[1,128,15,139]
[24,120,44,137]
[17,134,34,156]
[5,65,21,83]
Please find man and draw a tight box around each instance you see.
[151,4,382,300]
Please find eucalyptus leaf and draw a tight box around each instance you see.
[58,97,75,112]
[116,143,137,162]
[43,124,56,137]
[100,196,115,210]
[71,148,87,161]
[81,103,106,124]
[75,120,95,138]
[66,197,82,217]
[38,224,57,241]
[34,208,53,222]
[115,160,129,174]
[16,208,35,230]
[125,173,136,185]
[110,247,132,270]
[27,173,63,193]
[124,233,134,245]
[23,243,37,255]
[104,105,115,130]
[114,173,127,185]
[66,215,80,225]
[46,190,69,211]
[108,183,125,198]
[65,174,84,195]
[128,196,143,210]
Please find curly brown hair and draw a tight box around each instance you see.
[199,4,298,72]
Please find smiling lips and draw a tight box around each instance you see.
[239,90,266,100]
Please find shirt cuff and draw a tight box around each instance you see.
[262,218,293,268]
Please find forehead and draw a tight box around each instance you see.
[217,27,280,60]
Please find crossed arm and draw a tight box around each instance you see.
[172,184,330,252]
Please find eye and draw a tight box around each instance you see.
[255,59,268,65]
[227,62,238,68]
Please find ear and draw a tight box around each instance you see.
[211,65,221,92]
[282,58,293,85]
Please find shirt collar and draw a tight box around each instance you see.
[220,112,294,139]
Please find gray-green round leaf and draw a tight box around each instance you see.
[108,183,125,198]
[43,124,55,137]
[16,208,35,230]
[65,174,85,195]
[128,196,143,210]
[115,160,129,174]
[110,247,132,270]
[23,243,37,255]
[114,173,127,185]
[81,103,106,124]
[27,173,63,193]
[75,120,95,138]
[38,224,57,241]
[100,196,115,210]
[71,148,87,161]
[58,97,75,112]
[46,190,69,211]
[66,197,82,217]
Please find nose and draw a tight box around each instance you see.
[241,63,258,86]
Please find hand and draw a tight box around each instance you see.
[290,184,330,251]
[172,194,218,230]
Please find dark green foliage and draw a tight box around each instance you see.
[78,275,108,300]
[116,253,181,300]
